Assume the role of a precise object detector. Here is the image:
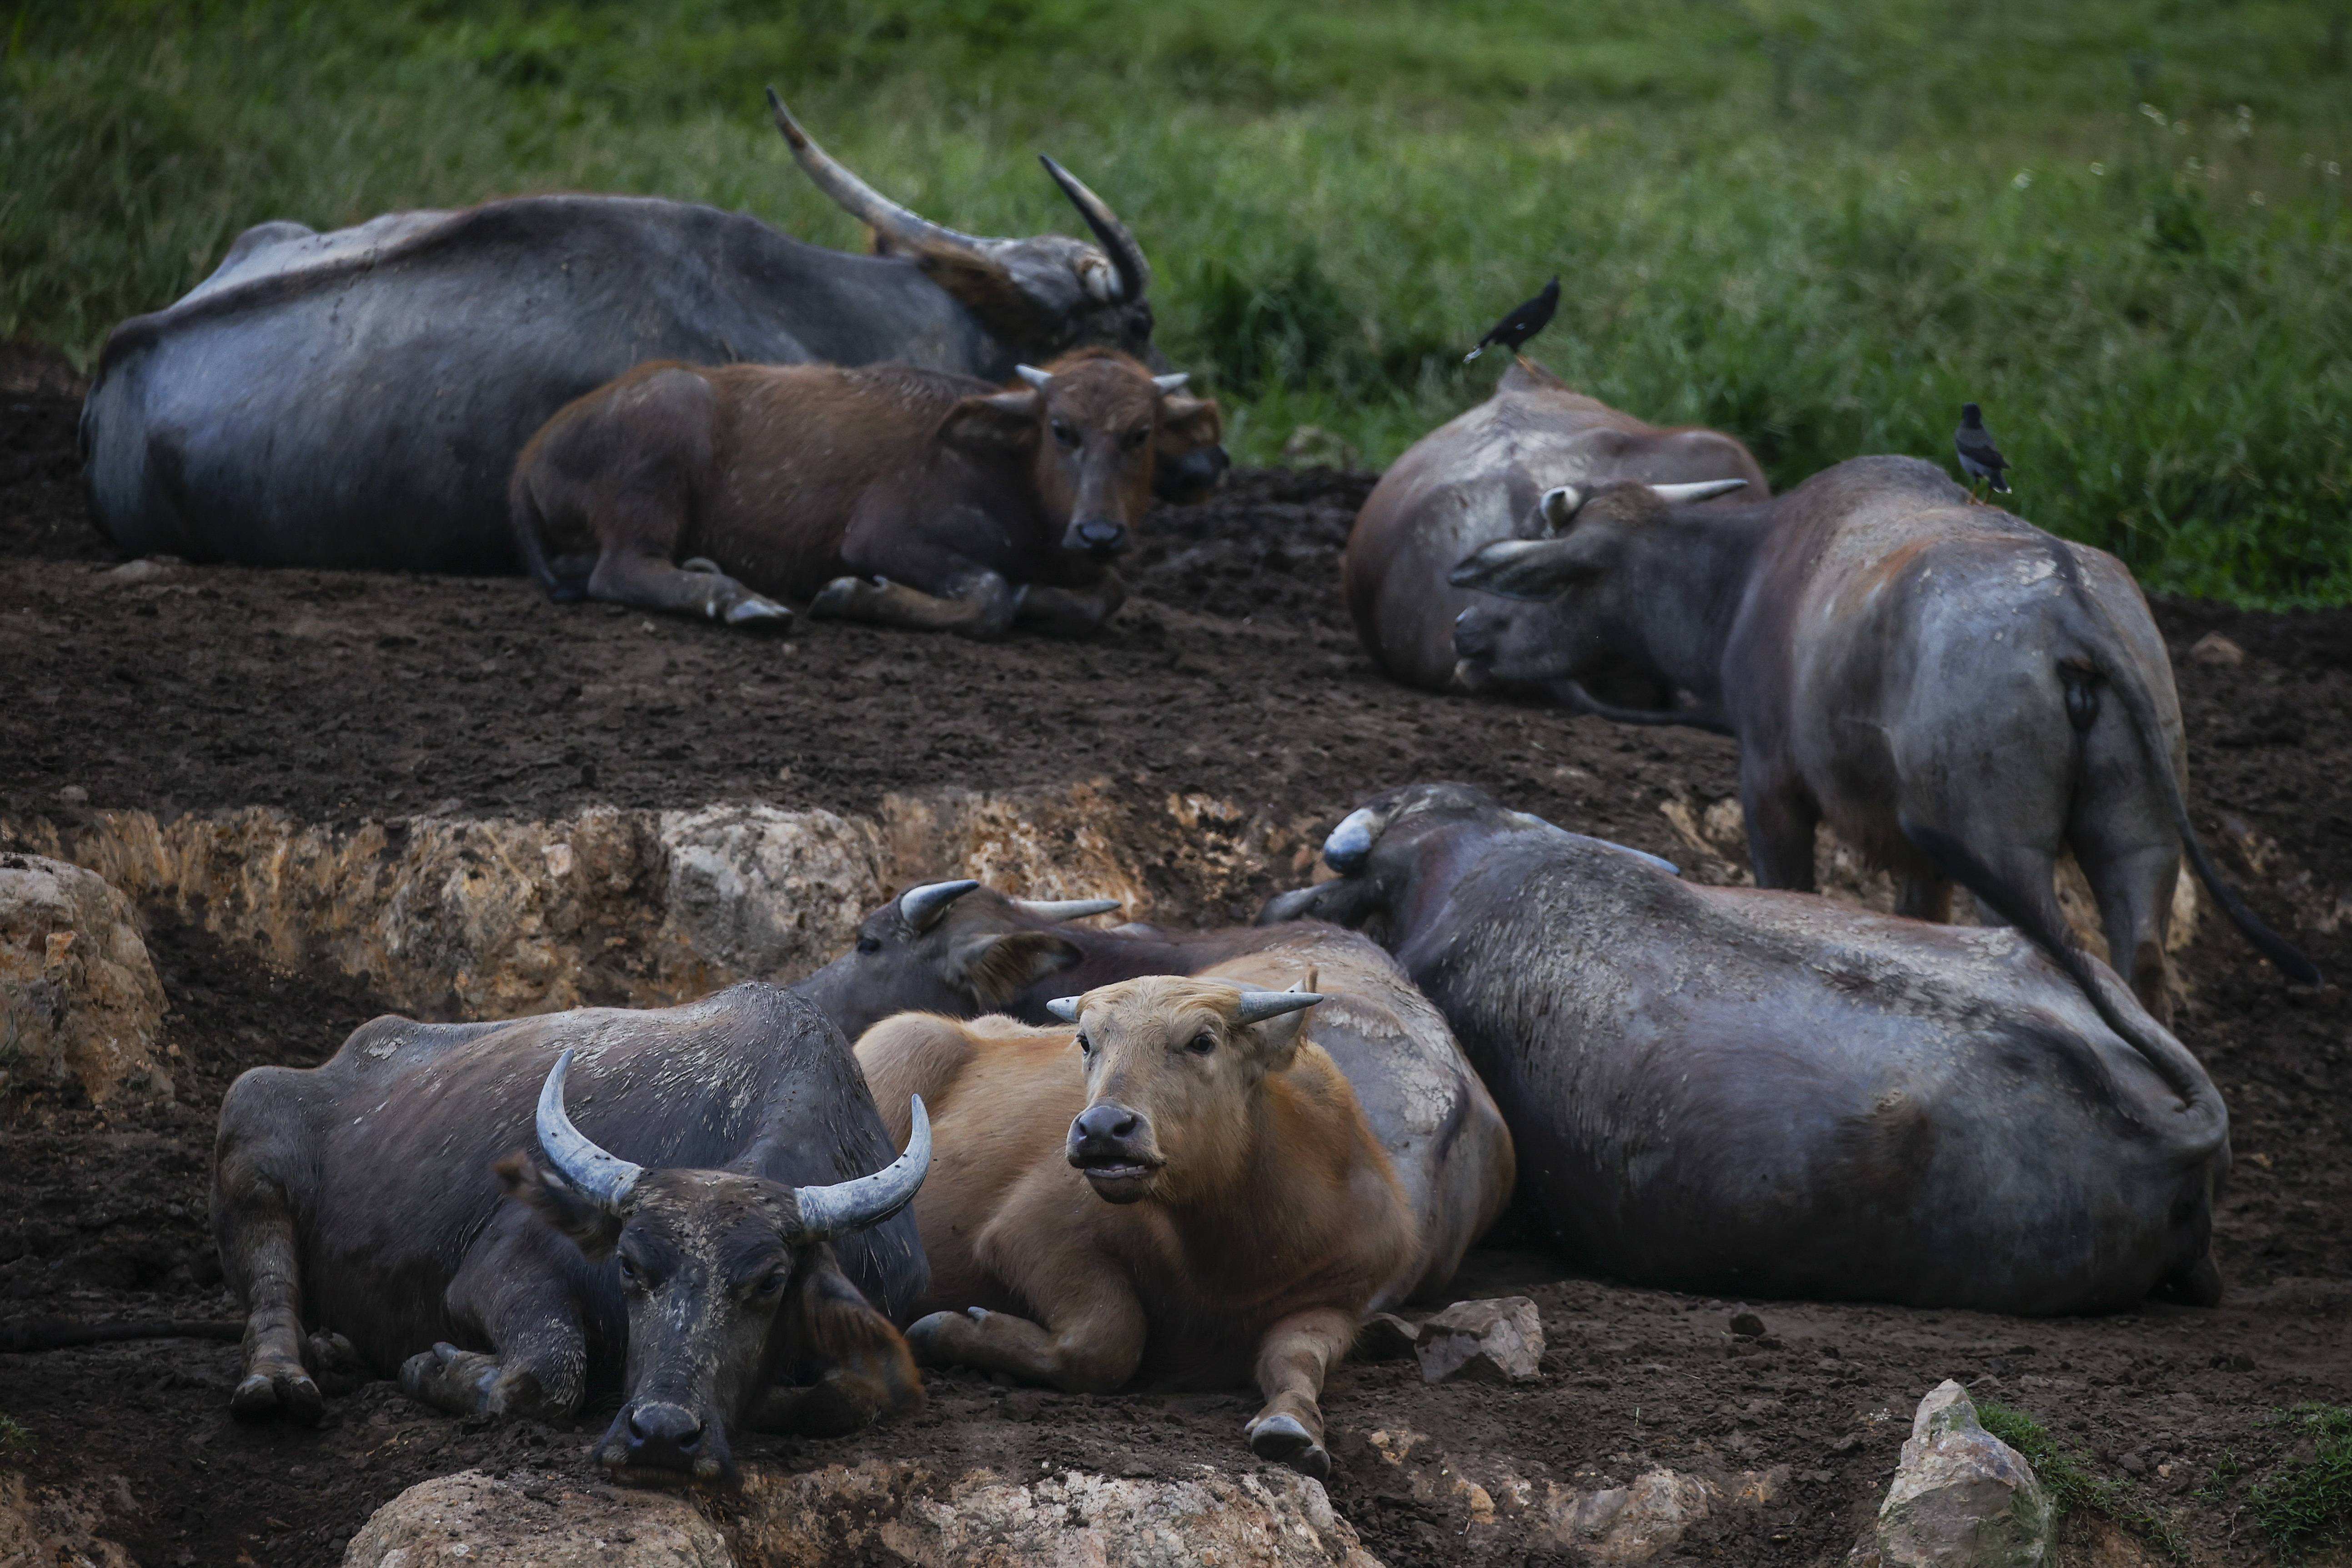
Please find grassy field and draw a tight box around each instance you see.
[5,0,2348,604]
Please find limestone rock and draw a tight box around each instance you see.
[0,853,169,1104]
[341,1468,732,1568]
[656,804,888,991]
[1875,1380,2051,1568]
[734,1461,1384,1568]
[1535,1468,1722,1563]
[0,1468,137,1568]
[1412,1296,1544,1384]
[2187,631,2246,667]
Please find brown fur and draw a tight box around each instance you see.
[854,971,1417,1477]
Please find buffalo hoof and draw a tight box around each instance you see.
[903,1308,976,1368]
[231,1358,323,1426]
[723,597,792,631]
[306,1330,369,1397]
[807,576,870,620]
[1247,1413,1330,1480]
[680,557,723,575]
[400,1341,503,1415]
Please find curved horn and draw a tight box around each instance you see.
[794,1097,932,1238]
[1540,485,1585,530]
[1016,365,1054,391]
[899,879,980,932]
[1152,372,1190,395]
[1013,897,1122,922]
[1045,996,1083,1022]
[1227,985,1324,1025]
[536,1049,644,1215]
[767,88,1006,274]
[1646,477,1748,505]
[1323,807,1380,873]
[1038,154,1151,301]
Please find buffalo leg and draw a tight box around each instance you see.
[586,548,792,630]
[1013,573,1126,636]
[1740,774,1820,892]
[217,1177,322,1425]
[401,1230,590,1419]
[753,1251,925,1437]
[807,567,1018,638]
[2073,839,2181,1024]
[1896,875,1953,922]
[1244,1307,1354,1480]
[904,1274,1146,1395]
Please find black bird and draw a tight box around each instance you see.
[1464,276,1560,363]
[1954,402,2012,500]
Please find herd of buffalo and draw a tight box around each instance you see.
[23,92,2323,1487]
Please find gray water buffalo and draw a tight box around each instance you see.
[1450,455,2319,1027]
[211,983,929,1483]
[1260,783,2232,1314]
[82,91,1217,575]
[794,880,1513,1303]
[1344,356,1766,698]
[510,349,1216,635]
[858,974,1415,1478]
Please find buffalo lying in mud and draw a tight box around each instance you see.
[858,973,1414,1478]
[1261,783,2233,1315]
[1345,356,1765,701]
[511,349,1217,636]
[796,878,1515,1303]
[1450,455,2319,1027]
[82,91,1219,575]
[209,983,930,1483]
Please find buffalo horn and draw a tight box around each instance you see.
[1013,897,1122,922]
[766,89,1010,279]
[1037,154,1152,302]
[899,879,980,932]
[536,1048,644,1213]
[1044,996,1082,1022]
[1016,365,1054,391]
[795,1097,932,1238]
[1227,983,1324,1025]
[1151,373,1190,395]
[1539,485,1585,530]
[1647,477,1748,504]
[1323,807,1380,873]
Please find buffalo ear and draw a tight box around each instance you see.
[940,390,1041,454]
[496,1152,623,1259]
[952,931,1082,1008]
[1447,536,1598,602]
[1239,997,1314,1074]
[1156,394,1222,452]
[757,1244,923,1435]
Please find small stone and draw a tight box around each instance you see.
[1413,1295,1544,1384]
[1831,1432,1865,1454]
[56,785,88,804]
[2119,1451,2147,1476]
[2188,631,2246,667]
[1281,425,1363,470]
[1729,1311,1766,1338]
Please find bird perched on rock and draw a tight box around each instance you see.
[1464,277,1560,362]
[1954,403,2011,501]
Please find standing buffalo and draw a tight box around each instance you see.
[211,983,930,1483]
[1344,356,1765,699]
[1450,456,2318,1026]
[1261,783,2232,1315]
[510,349,1217,635]
[82,91,1218,574]
[857,973,1415,1478]
[794,877,1514,1302]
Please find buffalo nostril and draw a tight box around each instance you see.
[1074,1103,1139,1144]
[626,1403,703,1453]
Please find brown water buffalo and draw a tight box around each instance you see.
[1449,456,2319,1030]
[210,984,930,1483]
[1261,783,2232,1314]
[795,879,1514,1302]
[856,974,1417,1478]
[1344,356,1765,699]
[510,347,1220,636]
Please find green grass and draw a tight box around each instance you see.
[2247,1404,2352,1556]
[1978,1399,2188,1559]
[0,1411,31,1456]
[5,0,2349,603]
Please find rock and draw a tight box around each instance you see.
[1537,1468,1721,1563]
[0,1468,137,1568]
[1412,1296,1544,1384]
[732,1461,1384,1567]
[341,1468,732,1568]
[0,854,170,1104]
[1353,1311,1421,1361]
[98,558,178,586]
[1728,1310,1766,1338]
[1281,426,1363,469]
[2187,631,2246,668]
[1875,1380,2052,1568]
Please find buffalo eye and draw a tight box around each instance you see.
[754,1268,790,1298]
[1076,1032,1092,1057]
[1121,427,1149,450]
[1187,1030,1216,1056]
[856,935,882,956]
[617,1254,644,1289]
[1052,420,1082,450]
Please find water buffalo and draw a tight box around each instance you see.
[1449,455,2319,1027]
[211,982,930,1483]
[856,974,1415,1478]
[510,348,1216,635]
[1259,783,2232,1314]
[795,878,1514,1302]
[82,91,1218,575]
[1344,356,1765,699]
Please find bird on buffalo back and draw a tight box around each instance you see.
[1464,277,1560,362]
[1954,402,2012,501]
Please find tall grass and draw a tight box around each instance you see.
[5,0,2348,603]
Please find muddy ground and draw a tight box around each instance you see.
[3,363,2348,1567]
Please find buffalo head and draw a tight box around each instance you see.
[1043,977,1322,1206]
[795,879,1119,1040]
[939,351,1221,556]
[497,1050,930,1484]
